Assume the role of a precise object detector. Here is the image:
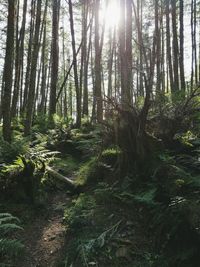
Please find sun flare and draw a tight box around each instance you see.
[100,0,121,29]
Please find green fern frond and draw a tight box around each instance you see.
[0,216,20,224]
[0,224,23,236]
[0,239,24,256]
[0,212,24,265]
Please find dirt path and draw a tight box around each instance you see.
[16,192,70,267]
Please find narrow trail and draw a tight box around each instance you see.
[16,192,70,267]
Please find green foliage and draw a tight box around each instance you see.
[32,114,49,133]
[73,128,102,158]
[0,213,24,265]
[94,182,117,203]
[100,146,121,166]
[174,131,196,147]
[133,188,157,207]
[0,135,29,163]
[64,194,96,230]
[63,190,124,267]
[0,133,58,202]
[75,221,122,266]
[1,157,24,174]
[75,157,98,186]
[52,155,79,176]
[32,114,67,133]
[80,116,95,133]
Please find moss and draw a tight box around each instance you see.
[52,155,80,176]
[100,147,121,166]
[75,157,98,186]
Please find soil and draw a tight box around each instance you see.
[15,192,70,267]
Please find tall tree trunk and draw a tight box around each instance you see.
[179,0,186,93]
[126,0,133,102]
[193,0,197,84]
[166,0,174,93]
[2,0,15,142]
[94,0,103,122]
[82,2,90,117]
[171,0,179,92]
[107,28,115,100]
[24,0,41,135]
[119,0,132,108]
[22,0,35,114]
[19,0,28,115]
[191,0,194,89]
[49,0,60,121]
[69,0,81,127]
[0,69,5,120]
[119,0,127,107]
[155,0,161,93]
[11,0,20,118]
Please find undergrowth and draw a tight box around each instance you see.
[62,130,200,267]
[0,213,24,266]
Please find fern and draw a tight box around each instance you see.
[0,239,24,256]
[0,213,24,265]
[0,135,29,163]
[0,224,23,236]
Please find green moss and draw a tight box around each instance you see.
[75,157,97,186]
[52,155,80,175]
[100,147,121,166]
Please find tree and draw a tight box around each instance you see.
[179,0,186,93]
[69,0,81,127]
[22,0,36,114]
[94,0,103,122]
[119,0,132,108]
[2,0,15,142]
[49,0,60,121]
[171,0,179,92]
[166,0,174,93]
[24,0,41,136]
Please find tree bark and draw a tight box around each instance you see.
[94,0,103,122]
[166,0,174,93]
[2,0,15,142]
[171,0,179,92]
[179,0,186,93]
[49,0,60,121]
[24,0,41,136]
[69,0,81,127]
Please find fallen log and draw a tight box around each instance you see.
[46,166,77,192]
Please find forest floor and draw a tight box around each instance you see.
[12,153,80,267]
[2,131,155,267]
[15,191,70,267]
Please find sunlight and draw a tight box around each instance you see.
[100,0,120,29]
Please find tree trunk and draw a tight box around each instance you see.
[49,0,60,121]
[11,0,20,118]
[179,0,186,93]
[69,0,81,127]
[2,0,15,142]
[166,0,174,93]
[119,0,132,108]
[22,0,35,114]
[171,0,179,92]
[94,0,103,122]
[24,0,41,136]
